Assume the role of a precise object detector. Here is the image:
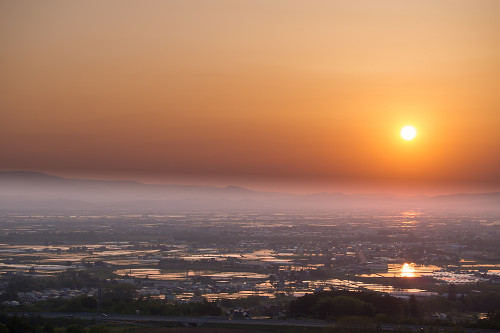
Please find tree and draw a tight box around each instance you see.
[66,325,85,333]
[89,326,111,333]
[312,296,373,319]
[409,295,419,316]
[448,284,457,301]
[0,323,9,333]
[43,322,55,333]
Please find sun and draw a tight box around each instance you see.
[401,262,416,277]
[401,125,417,141]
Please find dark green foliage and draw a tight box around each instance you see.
[3,315,36,333]
[220,295,263,308]
[130,299,222,316]
[311,296,374,318]
[64,296,96,312]
[0,275,48,301]
[31,295,98,313]
[31,291,221,317]
[43,321,55,333]
[88,325,112,333]
[448,284,457,301]
[66,325,86,333]
[0,269,105,302]
[419,290,500,314]
[473,308,500,330]
[289,288,500,325]
[408,295,419,316]
[289,290,406,320]
[101,284,136,306]
[461,291,500,312]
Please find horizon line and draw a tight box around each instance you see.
[1,169,499,198]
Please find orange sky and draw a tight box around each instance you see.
[1,1,500,194]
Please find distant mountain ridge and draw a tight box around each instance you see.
[0,171,499,212]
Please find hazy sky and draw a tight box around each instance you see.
[1,1,499,194]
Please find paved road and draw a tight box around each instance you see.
[22,312,499,333]
[30,312,328,327]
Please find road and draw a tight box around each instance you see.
[29,312,329,327]
[21,312,499,333]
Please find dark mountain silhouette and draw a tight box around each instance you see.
[0,171,499,212]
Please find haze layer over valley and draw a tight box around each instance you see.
[0,171,499,212]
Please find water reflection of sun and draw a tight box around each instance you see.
[402,210,418,218]
[401,262,416,277]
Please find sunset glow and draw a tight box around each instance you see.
[401,126,417,141]
[1,1,500,195]
[1,2,500,326]
[401,263,416,278]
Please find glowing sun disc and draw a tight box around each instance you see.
[401,126,417,140]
